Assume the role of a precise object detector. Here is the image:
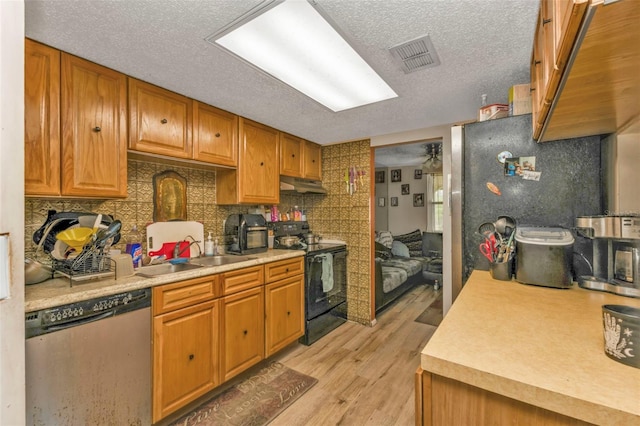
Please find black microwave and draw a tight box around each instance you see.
[224,214,268,254]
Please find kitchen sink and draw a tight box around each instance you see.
[136,262,203,278]
[189,255,255,267]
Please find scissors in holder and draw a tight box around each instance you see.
[479,241,495,262]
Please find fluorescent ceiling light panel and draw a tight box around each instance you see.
[210,0,397,112]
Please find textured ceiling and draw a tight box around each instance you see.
[25,0,539,145]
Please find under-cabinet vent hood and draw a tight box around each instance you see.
[280,176,327,194]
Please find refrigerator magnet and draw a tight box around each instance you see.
[497,151,512,164]
[486,182,502,196]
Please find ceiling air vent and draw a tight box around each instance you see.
[388,35,441,74]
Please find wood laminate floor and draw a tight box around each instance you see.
[269,284,441,426]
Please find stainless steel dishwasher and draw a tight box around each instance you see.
[25,288,151,426]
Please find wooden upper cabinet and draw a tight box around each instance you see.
[552,0,589,72]
[128,78,192,159]
[280,134,323,180]
[193,101,238,166]
[531,0,589,141]
[25,39,61,196]
[280,133,304,178]
[238,118,280,204]
[533,0,639,142]
[303,140,322,180]
[60,53,128,197]
[216,118,280,205]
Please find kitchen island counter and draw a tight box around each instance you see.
[25,249,304,312]
[419,270,640,425]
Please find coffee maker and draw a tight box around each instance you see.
[575,216,640,298]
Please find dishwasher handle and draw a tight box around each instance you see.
[42,310,114,333]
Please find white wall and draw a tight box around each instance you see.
[384,166,428,234]
[374,167,388,232]
[0,1,26,424]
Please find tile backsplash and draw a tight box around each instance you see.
[25,160,243,260]
[25,140,372,325]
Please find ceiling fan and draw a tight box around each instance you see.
[422,143,442,173]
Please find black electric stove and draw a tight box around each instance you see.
[268,221,347,345]
[269,221,346,252]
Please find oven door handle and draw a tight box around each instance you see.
[310,251,346,262]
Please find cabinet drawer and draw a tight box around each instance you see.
[221,265,264,295]
[265,257,304,283]
[153,275,220,316]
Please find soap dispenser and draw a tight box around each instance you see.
[205,232,214,256]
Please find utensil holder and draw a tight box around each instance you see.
[490,259,513,281]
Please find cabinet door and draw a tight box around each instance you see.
[303,140,322,180]
[265,275,304,357]
[193,101,238,166]
[25,39,61,196]
[220,286,265,382]
[280,133,303,178]
[60,54,127,197]
[553,0,589,72]
[237,118,280,204]
[153,299,219,422]
[128,78,192,159]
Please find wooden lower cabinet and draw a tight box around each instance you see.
[151,258,304,422]
[153,299,219,423]
[265,275,304,357]
[415,369,592,426]
[152,276,221,423]
[220,286,265,382]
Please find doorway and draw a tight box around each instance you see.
[374,141,443,235]
[371,139,446,318]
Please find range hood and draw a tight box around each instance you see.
[280,176,327,194]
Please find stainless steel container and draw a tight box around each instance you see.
[514,227,575,288]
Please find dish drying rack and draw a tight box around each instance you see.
[51,247,114,285]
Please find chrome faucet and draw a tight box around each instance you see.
[173,236,202,259]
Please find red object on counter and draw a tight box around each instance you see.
[148,241,190,259]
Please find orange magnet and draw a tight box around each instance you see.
[486,182,501,196]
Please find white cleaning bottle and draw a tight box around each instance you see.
[205,232,214,256]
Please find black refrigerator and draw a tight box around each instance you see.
[456,114,602,284]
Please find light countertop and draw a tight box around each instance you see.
[25,249,304,312]
[421,270,640,425]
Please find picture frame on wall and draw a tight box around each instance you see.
[413,193,424,207]
[414,169,422,179]
[391,169,402,182]
[378,197,385,207]
[375,171,385,183]
[390,197,398,206]
[401,184,410,195]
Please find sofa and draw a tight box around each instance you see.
[374,230,443,314]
